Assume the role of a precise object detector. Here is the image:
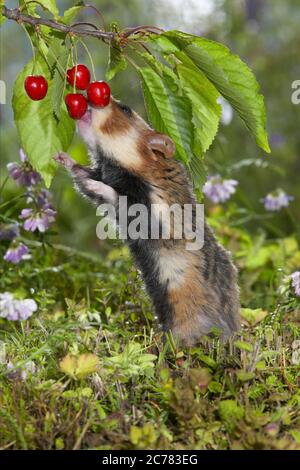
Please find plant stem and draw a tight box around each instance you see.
[20,23,37,74]
[72,38,79,92]
[0,176,9,198]
[0,195,25,211]
[46,45,68,77]
[82,4,106,30]
[78,39,97,81]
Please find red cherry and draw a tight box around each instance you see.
[24,75,48,100]
[65,93,88,120]
[87,81,111,107]
[66,64,91,90]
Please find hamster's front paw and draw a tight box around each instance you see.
[84,179,118,203]
[54,152,76,170]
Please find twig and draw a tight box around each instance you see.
[2,7,163,42]
[2,6,115,41]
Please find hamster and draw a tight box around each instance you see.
[55,96,240,346]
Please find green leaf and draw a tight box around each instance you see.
[150,31,270,153]
[19,0,35,15]
[49,46,70,119]
[218,400,244,431]
[20,0,59,17]
[40,0,59,17]
[245,244,278,270]
[255,360,266,370]
[290,430,300,445]
[198,353,217,369]
[135,51,210,191]
[46,37,65,71]
[105,342,157,378]
[62,1,85,24]
[12,56,75,187]
[188,153,207,197]
[208,381,222,394]
[106,44,127,81]
[0,1,6,26]
[51,55,69,120]
[130,426,142,445]
[59,353,99,380]
[177,63,221,155]
[234,340,254,352]
[241,307,268,326]
[139,65,193,165]
[236,371,255,382]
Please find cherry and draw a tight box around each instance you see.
[24,75,48,100]
[65,93,88,120]
[87,81,111,107]
[66,64,91,90]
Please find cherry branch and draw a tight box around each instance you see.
[2,6,162,41]
[2,5,115,40]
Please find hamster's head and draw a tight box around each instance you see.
[77,96,175,170]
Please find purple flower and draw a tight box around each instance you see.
[0,223,20,241]
[0,292,37,321]
[291,271,300,297]
[26,188,53,209]
[6,360,36,380]
[203,174,238,203]
[4,242,29,264]
[20,360,36,380]
[7,149,41,187]
[20,206,56,232]
[0,292,15,319]
[262,189,294,211]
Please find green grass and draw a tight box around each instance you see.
[1,228,300,450]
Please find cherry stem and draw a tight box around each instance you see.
[139,42,154,56]
[33,30,53,73]
[47,47,68,77]
[78,38,97,82]
[83,4,106,30]
[64,52,71,98]
[74,56,78,93]
[123,52,139,72]
[128,42,156,62]
[70,38,79,92]
[20,23,37,74]
[70,37,75,68]
[122,25,164,38]
[20,0,49,13]
[70,22,99,31]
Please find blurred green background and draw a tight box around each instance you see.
[1,0,299,252]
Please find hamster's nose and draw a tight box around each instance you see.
[79,108,92,124]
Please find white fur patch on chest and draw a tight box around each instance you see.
[159,249,187,289]
[96,127,142,169]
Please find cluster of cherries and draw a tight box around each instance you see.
[24,64,111,119]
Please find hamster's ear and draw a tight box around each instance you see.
[145,132,175,158]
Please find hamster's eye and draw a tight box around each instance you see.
[118,103,132,117]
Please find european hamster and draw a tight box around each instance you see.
[55,97,240,345]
